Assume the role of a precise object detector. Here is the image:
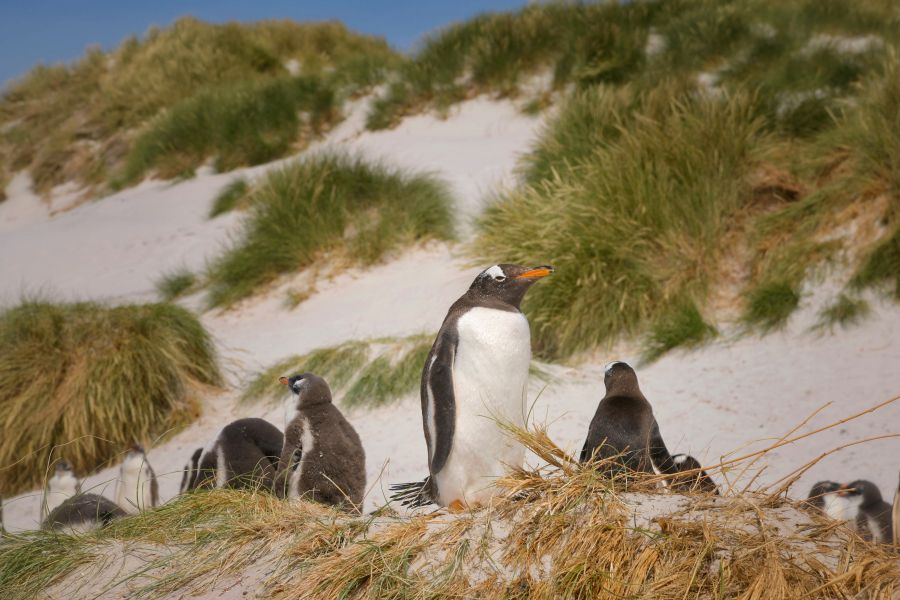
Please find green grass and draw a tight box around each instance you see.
[815,293,872,331]
[474,87,769,358]
[0,530,96,599]
[209,178,250,218]
[242,335,431,408]
[852,227,900,299]
[641,299,718,363]
[742,280,802,331]
[118,76,337,185]
[206,152,455,307]
[365,0,900,131]
[155,268,198,301]
[0,300,221,495]
[0,18,400,193]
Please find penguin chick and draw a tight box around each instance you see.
[42,493,126,533]
[115,445,158,514]
[843,480,892,544]
[391,264,553,510]
[42,460,81,519]
[668,454,719,494]
[275,373,366,513]
[580,362,678,479]
[191,419,284,491]
[179,447,203,494]
[806,481,853,523]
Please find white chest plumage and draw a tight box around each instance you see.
[288,417,315,500]
[44,473,79,516]
[434,306,531,505]
[823,494,853,522]
[116,456,153,513]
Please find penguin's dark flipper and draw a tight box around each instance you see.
[389,477,434,507]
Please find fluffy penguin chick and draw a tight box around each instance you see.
[843,480,893,544]
[390,264,554,510]
[42,493,126,532]
[580,362,678,478]
[42,460,80,519]
[275,373,366,513]
[191,419,284,491]
[669,454,719,494]
[806,481,853,522]
[115,445,158,514]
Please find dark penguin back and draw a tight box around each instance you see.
[193,418,284,490]
[42,493,126,530]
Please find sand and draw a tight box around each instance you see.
[1,95,898,536]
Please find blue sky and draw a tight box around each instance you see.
[0,0,529,86]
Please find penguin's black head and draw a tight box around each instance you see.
[842,480,883,506]
[127,444,146,457]
[603,361,640,394]
[279,372,332,407]
[468,264,553,309]
[808,480,842,498]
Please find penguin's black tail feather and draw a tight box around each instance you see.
[389,477,434,508]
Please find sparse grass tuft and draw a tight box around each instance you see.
[242,335,431,408]
[475,87,769,358]
[155,268,197,301]
[815,293,871,330]
[206,152,454,307]
[742,280,801,331]
[641,299,717,363]
[852,227,900,299]
[0,530,96,599]
[0,300,221,495]
[209,178,250,218]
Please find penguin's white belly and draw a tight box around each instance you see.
[823,494,852,522]
[435,307,531,506]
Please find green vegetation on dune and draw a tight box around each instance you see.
[0,18,400,193]
[242,335,432,408]
[0,300,221,495]
[476,87,769,358]
[206,152,454,308]
[155,268,198,301]
[209,178,250,218]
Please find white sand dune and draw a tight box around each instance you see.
[1,96,897,534]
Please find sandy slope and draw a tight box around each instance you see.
[1,96,897,535]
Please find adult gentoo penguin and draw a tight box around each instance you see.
[843,480,893,544]
[42,460,81,519]
[115,445,158,513]
[391,263,554,510]
[274,373,366,512]
[188,418,284,490]
[580,361,677,478]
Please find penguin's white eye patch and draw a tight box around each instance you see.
[292,380,305,392]
[484,265,506,281]
[604,361,621,374]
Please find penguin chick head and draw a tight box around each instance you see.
[809,481,842,498]
[54,460,74,476]
[469,264,554,308]
[279,372,332,407]
[842,480,883,507]
[126,444,146,458]
[603,361,640,395]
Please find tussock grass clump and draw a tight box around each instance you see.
[0,18,399,192]
[155,268,197,301]
[209,178,250,218]
[642,299,717,363]
[206,153,454,307]
[742,280,802,331]
[0,300,221,495]
[119,76,337,184]
[242,335,432,408]
[475,87,769,358]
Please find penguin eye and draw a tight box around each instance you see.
[493,274,506,282]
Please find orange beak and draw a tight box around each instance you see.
[278,376,290,386]
[837,483,851,496]
[515,265,554,280]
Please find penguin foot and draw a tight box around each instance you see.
[447,499,466,513]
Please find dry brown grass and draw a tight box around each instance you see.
[13,399,896,600]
